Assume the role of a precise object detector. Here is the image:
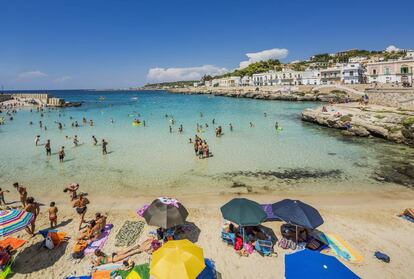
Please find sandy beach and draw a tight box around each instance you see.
[2,185,413,279]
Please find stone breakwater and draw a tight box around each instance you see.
[301,103,414,146]
[168,86,361,102]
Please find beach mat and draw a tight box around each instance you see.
[115,221,145,247]
[91,270,112,279]
[112,263,150,279]
[321,233,363,264]
[95,263,123,271]
[84,224,113,255]
[0,237,26,250]
[66,276,91,279]
[400,215,414,223]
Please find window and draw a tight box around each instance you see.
[350,71,354,76]
[373,69,377,75]
[401,66,409,74]
[384,67,390,75]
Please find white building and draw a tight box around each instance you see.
[301,70,321,85]
[209,76,241,87]
[349,56,368,63]
[405,51,414,59]
[241,76,253,86]
[204,80,212,87]
[341,63,364,84]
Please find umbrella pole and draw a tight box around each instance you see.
[296,225,298,243]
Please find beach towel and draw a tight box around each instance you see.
[115,221,145,247]
[65,276,91,279]
[112,263,150,279]
[94,263,123,271]
[321,233,363,264]
[400,215,414,223]
[84,224,113,255]
[0,237,26,251]
[91,270,112,279]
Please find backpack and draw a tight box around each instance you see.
[45,234,55,249]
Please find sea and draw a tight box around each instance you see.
[0,90,413,197]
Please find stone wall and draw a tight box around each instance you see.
[366,90,414,110]
[0,94,12,103]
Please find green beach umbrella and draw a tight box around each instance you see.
[220,198,266,226]
[113,263,150,279]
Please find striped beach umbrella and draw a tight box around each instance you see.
[0,210,34,237]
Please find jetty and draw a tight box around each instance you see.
[2,92,81,107]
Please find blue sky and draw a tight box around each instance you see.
[1,0,413,90]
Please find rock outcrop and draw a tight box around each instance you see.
[301,104,414,146]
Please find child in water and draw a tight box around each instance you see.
[49,202,58,228]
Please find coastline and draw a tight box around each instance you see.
[3,185,414,279]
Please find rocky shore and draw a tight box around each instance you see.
[168,85,362,102]
[301,103,414,146]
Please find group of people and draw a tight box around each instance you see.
[191,135,211,159]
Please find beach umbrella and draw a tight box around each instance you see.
[271,199,323,229]
[220,198,266,226]
[113,263,150,279]
[150,239,205,279]
[0,210,34,237]
[285,249,360,279]
[143,197,188,229]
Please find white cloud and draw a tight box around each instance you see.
[54,75,72,83]
[147,65,228,82]
[17,70,48,81]
[385,45,401,53]
[239,48,289,69]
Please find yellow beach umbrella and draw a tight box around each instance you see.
[150,239,205,279]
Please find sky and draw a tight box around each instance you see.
[1,0,413,90]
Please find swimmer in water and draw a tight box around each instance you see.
[89,119,93,126]
[229,123,233,131]
[39,121,43,128]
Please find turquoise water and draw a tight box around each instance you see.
[0,90,412,196]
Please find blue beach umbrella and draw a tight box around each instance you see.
[285,250,360,279]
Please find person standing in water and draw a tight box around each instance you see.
[92,136,98,145]
[102,139,108,155]
[73,135,79,146]
[59,146,65,162]
[35,135,40,146]
[45,139,51,156]
[169,126,172,133]
[39,121,42,129]
[229,123,233,131]
[275,122,279,130]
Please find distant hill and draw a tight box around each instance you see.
[144,80,197,88]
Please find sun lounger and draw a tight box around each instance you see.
[84,224,113,255]
[221,231,236,246]
[0,238,26,251]
[255,239,274,256]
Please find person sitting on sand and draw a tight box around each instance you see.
[24,197,40,237]
[94,212,107,232]
[92,240,152,266]
[13,182,27,207]
[78,220,101,241]
[73,193,90,230]
[322,106,328,112]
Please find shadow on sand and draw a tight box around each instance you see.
[13,241,68,274]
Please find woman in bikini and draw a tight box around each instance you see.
[73,194,90,230]
[92,239,152,266]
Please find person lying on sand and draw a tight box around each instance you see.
[92,240,152,266]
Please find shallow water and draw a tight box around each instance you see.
[0,90,413,196]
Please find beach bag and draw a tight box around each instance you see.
[278,238,290,249]
[234,237,243,251]
[45,234,54,249]
[375,251,390,263]
[71,241,88,259]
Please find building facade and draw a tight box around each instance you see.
[366,59,414,85]
[341,63,364,84]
